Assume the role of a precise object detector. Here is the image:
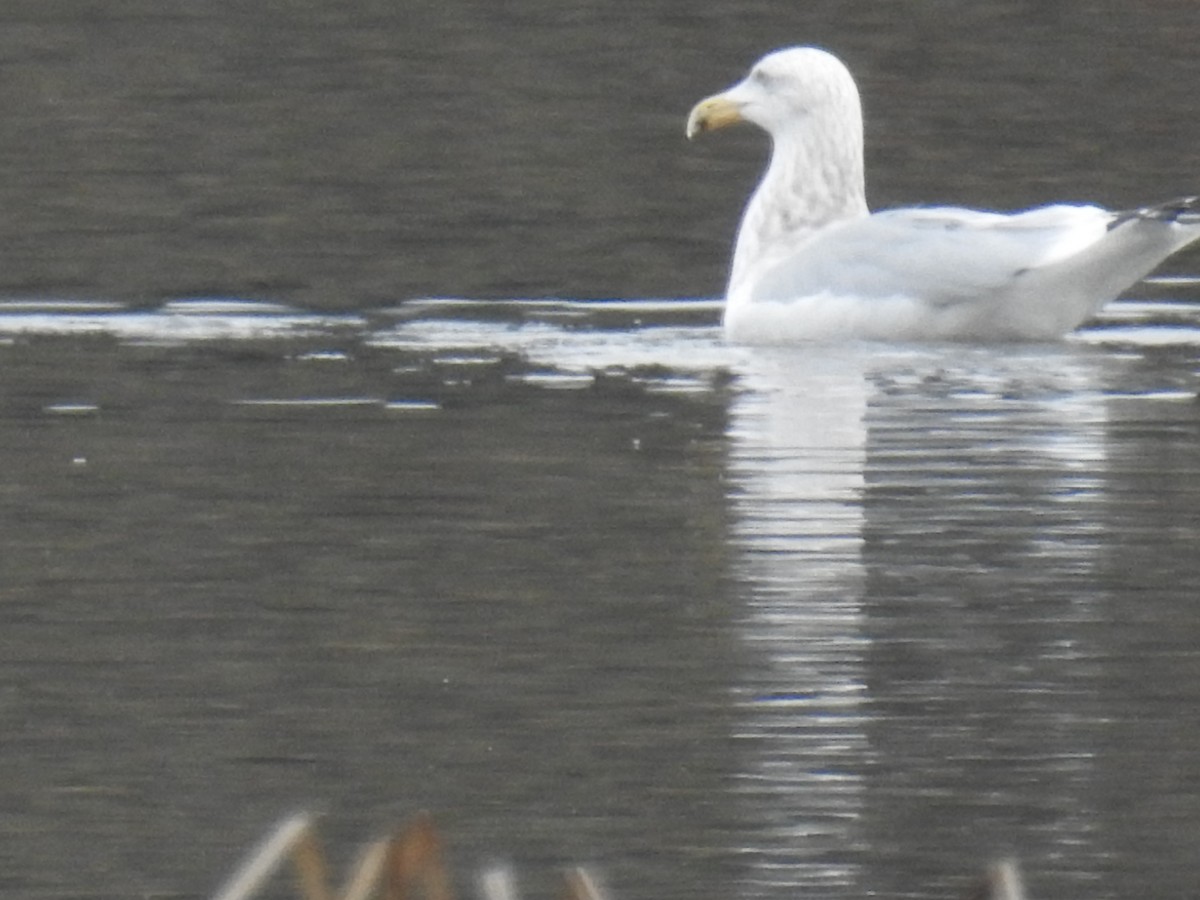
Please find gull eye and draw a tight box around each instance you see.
[751,68,775,88]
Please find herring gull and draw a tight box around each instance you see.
[686,46,1200,342]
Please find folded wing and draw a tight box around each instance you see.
[748,204,1113,309]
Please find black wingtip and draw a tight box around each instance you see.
[1109,195,1200,230]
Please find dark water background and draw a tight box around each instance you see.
[1,3,1200,900]
[0,1,1197,304]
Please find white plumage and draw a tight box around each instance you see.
[686,46,1200,342]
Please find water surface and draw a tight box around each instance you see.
[4,3,1200,897]
[4,294,1200,900]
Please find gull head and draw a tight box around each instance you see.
[686,46,862,141]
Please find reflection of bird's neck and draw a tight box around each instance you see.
[728,112,868,301]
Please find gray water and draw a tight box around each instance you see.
[2,3,1200,900]
[5,296,1200,900]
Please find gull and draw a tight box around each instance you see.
[686,46,1200,342]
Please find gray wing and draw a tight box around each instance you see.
[748,204,1114,307]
